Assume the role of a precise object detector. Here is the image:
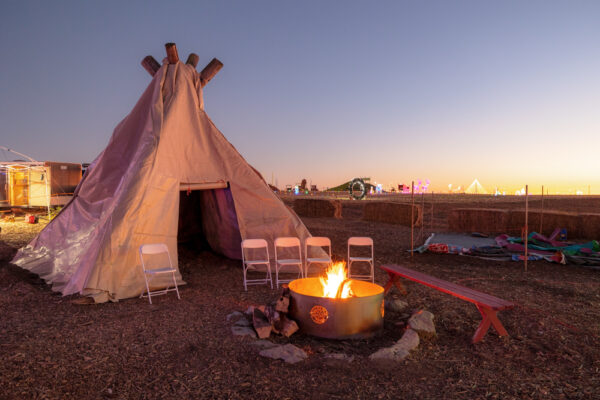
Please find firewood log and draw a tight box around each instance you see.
[275,291,290,314]
[281,317,299,337]
[264,304,282,334]
[252,308,272,339]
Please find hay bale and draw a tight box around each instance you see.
[293,198,342,219]
[448,208,508,234]
[448,208,599,240]
[362,202,422,226]
[578,214,600,240]
[508,210,580,237]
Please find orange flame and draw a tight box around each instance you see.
[319,262,354,299]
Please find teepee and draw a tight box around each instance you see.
[13,44,312,302]
[465,179,488,194]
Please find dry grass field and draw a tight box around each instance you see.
[1,195,599,399]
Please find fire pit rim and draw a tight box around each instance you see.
[288,277,384,299]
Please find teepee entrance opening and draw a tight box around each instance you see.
[178,190,211,253]
[177,186,243,260]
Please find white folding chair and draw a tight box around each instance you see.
[347,237,374,282]
[241,239,273,291]
[274,237,303,287]
[304,236,332,277]
[139,243,181,304]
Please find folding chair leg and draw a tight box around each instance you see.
[143,276,153,304]
[172,272,180,299]
[266,267,273,289]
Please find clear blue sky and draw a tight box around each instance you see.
[1,1,599,194]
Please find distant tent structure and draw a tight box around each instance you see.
[328,178,375,192]
[465,179,488,195]
[13,43,312,303]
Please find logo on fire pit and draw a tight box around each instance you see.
[380,300,385,318]
[310,305,329,324]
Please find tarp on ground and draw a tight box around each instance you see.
[416,232,600,267]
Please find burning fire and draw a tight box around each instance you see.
[319,262,354,299]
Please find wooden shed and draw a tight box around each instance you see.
[0,161,82,208]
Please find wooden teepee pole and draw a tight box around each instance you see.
[141,56,161,76]
[140,45,224,87]
[165,43,179,64]
[186,53,199,67]
[200,58,224,87]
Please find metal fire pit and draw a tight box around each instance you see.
[288,278,384,339]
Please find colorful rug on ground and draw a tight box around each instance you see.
[415,231,600,268]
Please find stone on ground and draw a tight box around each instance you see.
[324,353,355,362]
[233,317,251,327]
[251,340,279,350]
[385,298,408,313]
[408,310,436,338]
[369,328,420,361]
[259,344,308,364]
[231,326,257,338]
[226,311,244,322]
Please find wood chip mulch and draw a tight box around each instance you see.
[1,199,599,399]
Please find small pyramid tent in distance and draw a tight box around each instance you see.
[465,179,488,195]
[13,49,311,302]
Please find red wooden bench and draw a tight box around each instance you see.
[381,264,515,343]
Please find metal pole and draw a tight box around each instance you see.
[45,166,51,220]
[411,181,414,258]
[431,191,434,232]
[525,184,529,272]
[539,185,544,234]
[27,168,31,208]
[420,190,425,242]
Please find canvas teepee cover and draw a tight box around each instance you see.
[12,60,311,302]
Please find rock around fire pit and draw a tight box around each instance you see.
[227,305,437,364]
[227,262,436,364]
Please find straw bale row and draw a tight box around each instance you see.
[507,210,579,237]
[448,208,600,239]
[293,198,342,219]
[448,208,508,234]
[362,202,422,227]
[578,214,600,240]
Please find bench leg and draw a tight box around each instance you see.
[472,305,509,343]
[383,272,407,295]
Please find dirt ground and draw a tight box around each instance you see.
[1,197,599,399]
